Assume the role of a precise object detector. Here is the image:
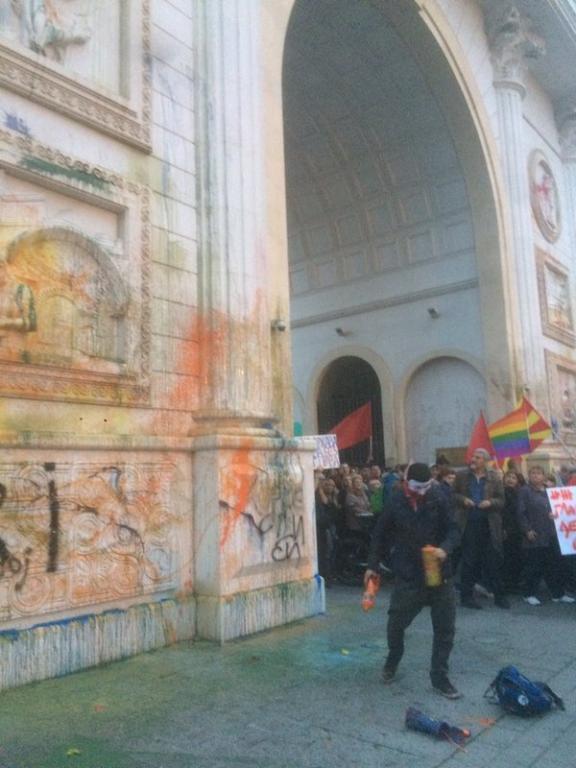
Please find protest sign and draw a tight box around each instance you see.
[312,435,340,470]
[547,486,576,555]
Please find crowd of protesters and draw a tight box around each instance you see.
[314,452,576,607]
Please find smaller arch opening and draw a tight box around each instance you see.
[405,356,487,464]
[317,356,384,467]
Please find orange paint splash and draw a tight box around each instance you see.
[219,441,257,547]
[154,297,269,420]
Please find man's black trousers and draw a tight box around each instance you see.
[523,545,564,599]
[460,517,504,600]
[386,579,456,683]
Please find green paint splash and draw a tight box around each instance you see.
[20,156,110,191]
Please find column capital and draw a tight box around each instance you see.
[556,102,576,162]
[487,4,545,89]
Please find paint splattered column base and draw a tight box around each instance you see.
[196,576,326,642]
[0,597,195,691]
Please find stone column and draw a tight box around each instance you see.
[558,106,576,251]
[488,5,546,398]
[194,0,273,431]
[192,0,323,640]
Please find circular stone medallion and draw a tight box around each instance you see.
[529,149,561,243]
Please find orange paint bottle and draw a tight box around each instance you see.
[422,546,442,587]
[361,574,381,611]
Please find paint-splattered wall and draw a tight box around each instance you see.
[0,0,322,683]
[0,452,192,626]
[0,1,199,649]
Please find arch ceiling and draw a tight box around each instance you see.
[284,0,477,305]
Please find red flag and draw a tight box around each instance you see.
[330,403,373,451]
[465,412,495,464]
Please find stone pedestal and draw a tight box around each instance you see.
[193,434,324,641]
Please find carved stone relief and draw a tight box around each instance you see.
[7,0,91,62]
[536,250,575,346]
[487,4,545,84]
[547,351,576,441]
[1,227,130,372]
[529,150,561,243]
[0,131,151,404]
[0,0,150,150]
[0,457,190,621]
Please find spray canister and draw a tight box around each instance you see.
[362,574,381,611]
[422,546,442,587]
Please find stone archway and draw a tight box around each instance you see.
[404,356,487,464]
[278,0,513,456]
[259,0,514,434]
[317,356,384,466]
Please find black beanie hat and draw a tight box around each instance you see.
[407,463,431,483]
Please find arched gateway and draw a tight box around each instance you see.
[282,0,510,464]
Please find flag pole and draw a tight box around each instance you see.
[367,436,374,464]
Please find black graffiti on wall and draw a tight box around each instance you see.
[0,482,31,590]
[242,510,305,562]
[271,514,304,562]
[44,463,60,573]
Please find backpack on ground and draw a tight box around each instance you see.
[484,665,564,717]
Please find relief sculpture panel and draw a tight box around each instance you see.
[5,0,92,63]
[0,227,130,373]
[0,455,191,623]
[0,157,150,404]
[0,1,150,149]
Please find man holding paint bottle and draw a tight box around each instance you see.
[364,462,461,699]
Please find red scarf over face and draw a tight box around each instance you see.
[403,480,424,511]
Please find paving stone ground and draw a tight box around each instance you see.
[1,584,575,768]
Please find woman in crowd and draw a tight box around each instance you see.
[344,473,372,531]
[315,475,342,584]
[501,470,524,593]
[517,465,575,606]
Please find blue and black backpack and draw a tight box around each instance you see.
[484,665,565,717]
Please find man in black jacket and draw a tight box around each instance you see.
[364,463,461,698]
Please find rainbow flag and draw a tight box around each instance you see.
[523,397,552,450]
[488,397,551,460]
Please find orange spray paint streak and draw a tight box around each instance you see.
[219,442,257,548]
[153,309,226,415]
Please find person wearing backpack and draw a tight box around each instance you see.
[364,463,462,699]
[517,465,575,606]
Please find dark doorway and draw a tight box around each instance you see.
[317,356,384,467]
